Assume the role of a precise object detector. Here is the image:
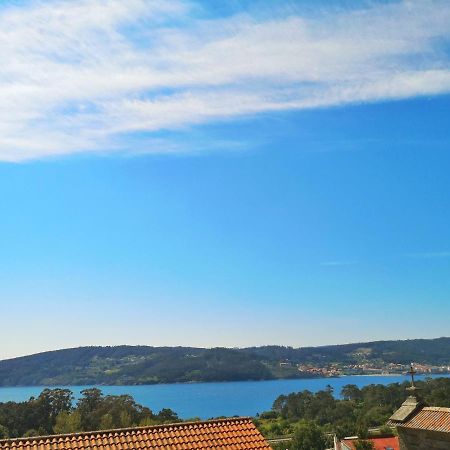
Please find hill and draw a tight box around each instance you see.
[0,337,449,386]
[246,336,450,366]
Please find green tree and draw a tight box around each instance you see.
[354,440,375,450]
[37,389,73,419]
[271,442,292,450]
[119,411,132,428]
[77,388,104,431]
[23,429,39,438]
[291,421,327,450]
[355,421,369,440]
[53,411,82,434]
[156,408,179,423]
[378,425,395,436]
[139,417,158,427]
[99,414,114,430]
[33,389,74,434]
[0,424,9,439]
[341,385,362,402]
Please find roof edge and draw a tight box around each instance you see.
[421,406,450,412]
[0,416,253,444]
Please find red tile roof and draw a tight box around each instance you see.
[395,406,450,433]
[0,417,272,450]
[341,436,399,450]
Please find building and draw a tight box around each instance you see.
[389,403,450,450]
[337,436,399,450]
[0,417,272,450]
[388,365,450,450]
[336,436,398,450]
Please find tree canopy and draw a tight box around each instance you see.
[0,388,179,439]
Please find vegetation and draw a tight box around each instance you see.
[256,377,450,448]
[246,336,450,366]
[354,440,375,450]
[0,337,449,386]
[0,388,179,439]
[290,421,328,450]
[0,347,272,386]
[0,377,449,445]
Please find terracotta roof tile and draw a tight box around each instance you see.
[341,436,399,450]
[0,418,270,450]
[394,406,450,433]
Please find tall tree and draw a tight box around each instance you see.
[290,421,327,450]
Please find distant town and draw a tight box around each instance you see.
[281,360,450,377]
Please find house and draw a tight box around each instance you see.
[0,417,272,450]
[388,364,450,450]
[388,403,450,450]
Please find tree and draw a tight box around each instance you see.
[341,385,362,402]
[23,429,39,438]
[99,414,114,430]
[0,387,160,438]
[119,411,132,428]
[53,411,82,434]
[77,388,104,431]
[37,389,73,419]
[0,424,9,439]
[355,420,369,440]
[355,440,375,450]
[34,389,74,434]
[290,421,327,450]
[378,424,395,436]
[156,408,179,423]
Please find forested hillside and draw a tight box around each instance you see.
[0,337,449,386]
[0,347,272,386]
[246,336,450,365]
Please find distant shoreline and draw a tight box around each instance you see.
[2,373,450,389]
[345,373,403,377]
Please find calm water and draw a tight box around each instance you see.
[0,374,448,419]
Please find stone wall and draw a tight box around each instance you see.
[398,428,450,450]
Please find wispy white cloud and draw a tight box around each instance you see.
[320,260,357,267]
[406,251,450,259]
[1,0,450,161]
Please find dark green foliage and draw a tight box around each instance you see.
[271,443,291,450]
[0,338,449,386]
[0,424,9,439]
[354,440,375,450]
[259,377,450,439]
[290,421,328,450]
[0,346,272,386]
[341,384,363,402]
[0,388,179,439]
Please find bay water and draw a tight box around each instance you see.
[0,374,448,419]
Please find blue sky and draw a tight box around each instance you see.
[0,0,450,359]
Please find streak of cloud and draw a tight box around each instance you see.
[320,260,358,267]
[1,0,450,161]
[405,252,450,259]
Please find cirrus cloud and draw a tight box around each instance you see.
[1,0,450,161]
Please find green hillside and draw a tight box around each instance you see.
[0,337,449,386]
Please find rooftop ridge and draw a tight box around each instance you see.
[422,406,450,412]
[0,416,253,444]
